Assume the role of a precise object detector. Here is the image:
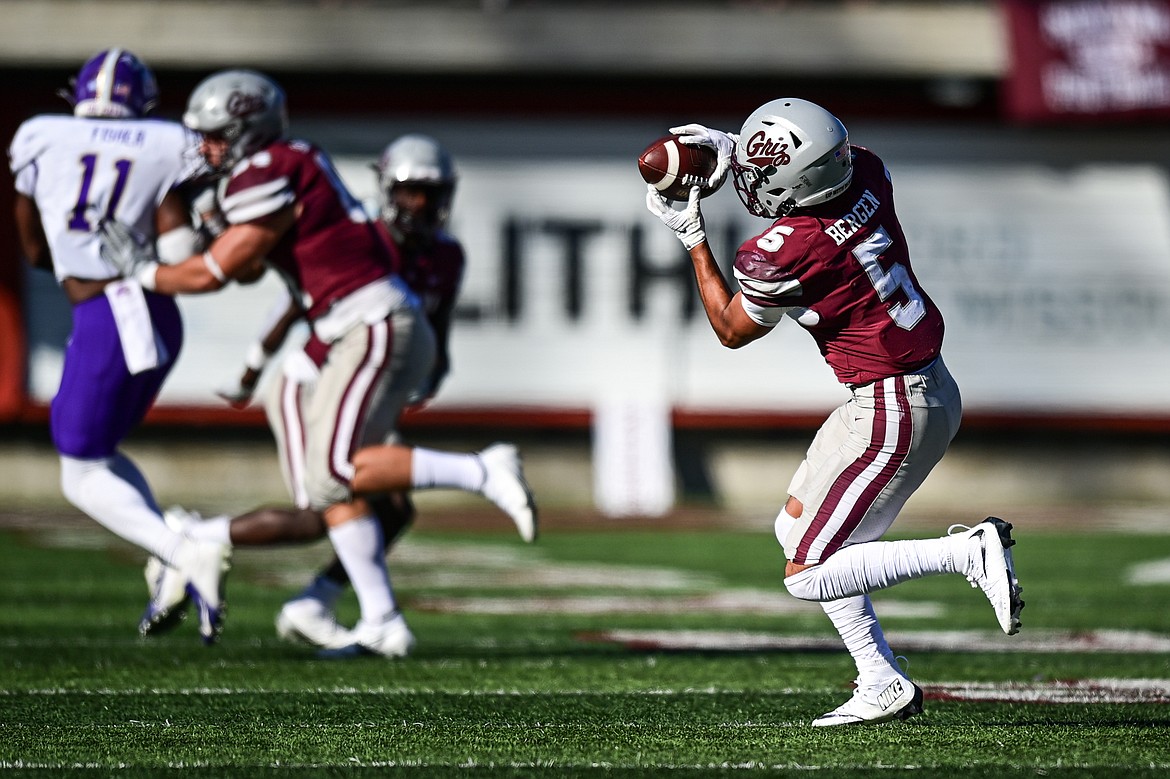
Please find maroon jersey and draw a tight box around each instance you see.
[382,223,466,395]
[219,139,398,321]
[733,146,944,386]
[387,226,465,321]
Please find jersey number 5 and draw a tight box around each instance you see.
[853,226,926,330]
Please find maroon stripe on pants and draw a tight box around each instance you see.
[793,377,913,564]
[327,320,393,485]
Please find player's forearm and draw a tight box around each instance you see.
[14,195,52,271]
[263,302,305,352]
[689,244,769,349]
[689,244,738,344]
[150,252,229,295]
[151,221,273,294]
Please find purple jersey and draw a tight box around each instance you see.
[733,146,943,387]
[219,139,397,322]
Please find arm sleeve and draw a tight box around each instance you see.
[732,248,803,325]
[738,295,790,327]
[221,177,295,224]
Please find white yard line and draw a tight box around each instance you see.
[582,628,1170,654]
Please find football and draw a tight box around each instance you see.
[638,135,724,201]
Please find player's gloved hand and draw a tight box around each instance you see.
[191,186,228,239]
[215,380,254,409]
[670,123,739,188]
[215,345,267,408]
[646,184,706,250]
[98,218,160,287]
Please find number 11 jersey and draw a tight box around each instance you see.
[8,114,205,282]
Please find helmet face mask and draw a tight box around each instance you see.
[375,134,456,244]
[386,183,454,243]
[183,70,288,170]
[732,98,853,219]
[69,49,158,119]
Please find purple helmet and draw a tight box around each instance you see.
[70,49,158,119]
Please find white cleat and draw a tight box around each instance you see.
[319,612,416,659]
[950,517,1024,635]
[162,504,205,538]
[139,556,189,637]
[276,597,350,650]
[812,677,924,727]
[173,534,232,645]
[478,442,538,543]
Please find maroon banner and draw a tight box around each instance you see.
[1002,0,1170,123]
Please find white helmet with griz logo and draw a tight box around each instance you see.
[732,98,853,218]
[183,69,288,170]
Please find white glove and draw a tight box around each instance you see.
[191,185,228,238]
[670,123,739,189]
[98,219,160,288]
[646,184,706,250]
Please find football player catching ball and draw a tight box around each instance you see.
[646,99,1025,726]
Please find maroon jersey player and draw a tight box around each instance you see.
[734,145,943,388]
[647,99,1024,727]
[99,71,535,658]
[375,134,466,405]
[204,133,486,653]
[269,134,473,648]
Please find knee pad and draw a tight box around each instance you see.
[774,508,801,559]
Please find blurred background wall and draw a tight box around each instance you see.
[2,1,1169,520]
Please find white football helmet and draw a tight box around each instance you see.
[375,134,457,243]
[732,98,853,218]
[183,70,288,169]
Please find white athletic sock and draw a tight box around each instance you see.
[410,447,485,492]
[821,595,902,686]
[327,515,396,624]
[59,454,183,565]
[181,515,231,545]
[785,536,956,602]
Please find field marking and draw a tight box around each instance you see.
[6,678,1170,705]
[413,591,939,618]
[1127,558,1170,584]
[581,627,1170,654]
[928,678,1170,704]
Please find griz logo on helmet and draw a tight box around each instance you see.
[227,91,267,118]
[743,131,792,167]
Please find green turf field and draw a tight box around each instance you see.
[2,511,1169,776]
